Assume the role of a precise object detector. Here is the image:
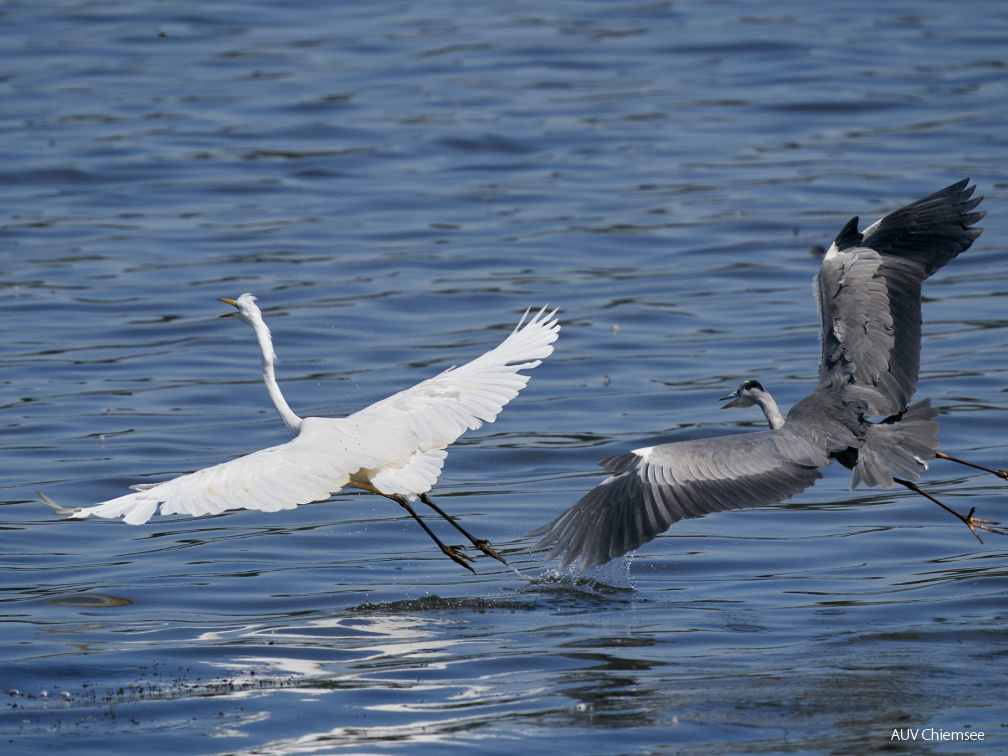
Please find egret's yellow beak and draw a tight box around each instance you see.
[219,298,238,317]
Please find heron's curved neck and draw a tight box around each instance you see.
[249,317,303,435]
[756,391,785,430]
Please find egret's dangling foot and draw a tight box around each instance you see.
[420,492,507,564]
[390,494,476,573]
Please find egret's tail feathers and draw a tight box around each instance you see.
[851,398,939,489]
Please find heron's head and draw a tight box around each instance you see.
[719,379,766,410]
[219,293,261,325]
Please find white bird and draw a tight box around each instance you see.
[41,295,560,572]
[533,179,1006,571]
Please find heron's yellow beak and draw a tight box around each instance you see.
[719,392,743,410]
[219,298,238,318]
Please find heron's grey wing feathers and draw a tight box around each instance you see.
[851,178,985,276]
[816,248,897,410]
[817,180,984,415]
[869,256,927,412]
[531,429,825,571]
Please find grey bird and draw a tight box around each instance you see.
[533,179,1007,571]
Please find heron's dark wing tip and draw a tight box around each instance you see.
[833,216,862,251]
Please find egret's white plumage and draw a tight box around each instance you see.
[533,179,1006,571]
[44,295,560,571]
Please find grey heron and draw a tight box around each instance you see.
[41,296,560,572]
[533,179,1005,571]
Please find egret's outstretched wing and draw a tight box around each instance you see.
[68,419,387,524]
[817,180,984,415]
[343,306,559,492]
[530,428,826,571]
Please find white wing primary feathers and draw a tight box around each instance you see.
[72,428,361,525]
[70,306,559,525]
[357,306,559,448]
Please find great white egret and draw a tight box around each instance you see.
[532,179,1006,571]
[42,295,560,572]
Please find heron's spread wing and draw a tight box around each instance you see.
[816,180,984,415]
[816,248,894,401]
[843,178,985,277]
[530,429,826,571]
[68,307,559,525]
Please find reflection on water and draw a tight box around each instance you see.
[3,0,1008,753]
[43,594,133,608]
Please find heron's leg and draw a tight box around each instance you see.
[894,477,1008,543]
[934,451,1008,480]
[419,493,508,565]
[389,494,476,573]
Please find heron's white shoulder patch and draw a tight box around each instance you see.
[632,446,654,462]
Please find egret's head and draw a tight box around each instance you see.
[719,379,766,410]
[219,293,260,325]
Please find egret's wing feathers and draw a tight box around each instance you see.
[365,448,448,499]
[349,306,559,455]
[531,429,824,570]
[817,180,984,415]
[70,424,367,524]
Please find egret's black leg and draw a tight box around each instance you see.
[389,494,476,573]
[419,492,508,565]
[935,451,1008,480]
[894,477,1008,543]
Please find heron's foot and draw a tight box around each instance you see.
[472,538,508,565]
[958,507,1008,543]
[441,543,476,573]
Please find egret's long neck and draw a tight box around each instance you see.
[249,316,302,435]
[756,390,785,430]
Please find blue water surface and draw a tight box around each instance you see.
[2,1,1008,753]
